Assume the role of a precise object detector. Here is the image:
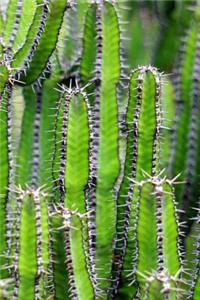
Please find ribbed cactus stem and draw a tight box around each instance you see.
[31,85,43,188]
[189,201,200,299]
[7,0,23,49]
[52,84,97,297]
[13,187,51,300]
[113,66,161,297]
[0,81,14,277]
[14,0,50,75]
[56,206,95,300]
[136,175,183,299]
[169,11,200,231]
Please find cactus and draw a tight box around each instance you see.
[169,6,200,233]
[0,1,200,299]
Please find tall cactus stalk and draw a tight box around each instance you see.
[112,66,161,298]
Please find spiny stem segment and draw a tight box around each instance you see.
[55,207,95,300]
[52,84,97,298]
[113,66,161,298]
[169,9,200,232]
[18,0,67,84]
[89,1,121,293]
[136,176,183,299]
[0,80,13,279]
[187,203,200,299]
[13,187,51,300]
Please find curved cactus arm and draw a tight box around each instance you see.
[57,208,95,300]
[80,4,97,86]
[113,66,162,297]
[13,187,51,300]
[169,13,200,227]
[11,0,37,54]
[18,0,68,85]
[12,0,46,70]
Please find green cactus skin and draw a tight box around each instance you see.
[80,3,97,87]
[170,11,200,232]
[0,10,5,38]
[52,85,96,298]
[16,86,37,187]
[136,176,183,300]
[4,0,22,48]
[38,60,62,191]
[186,204,200,300]
[0,44,9,104]
[112,66,161,298]
[0,81,13,279]
[11,0,37,54]
[92,1,121,293]
[55,207,95,300]
[13,187,51,300]
[18,0,68,85]
[12,0,47,70]
[0,1,200,299]
[57,1,88,76]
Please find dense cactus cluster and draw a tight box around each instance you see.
[0,0,200,299]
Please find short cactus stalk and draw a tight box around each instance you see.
[0,1,200,299]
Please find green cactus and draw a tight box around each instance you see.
[169,7,200,232]
[0,0,200,299]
